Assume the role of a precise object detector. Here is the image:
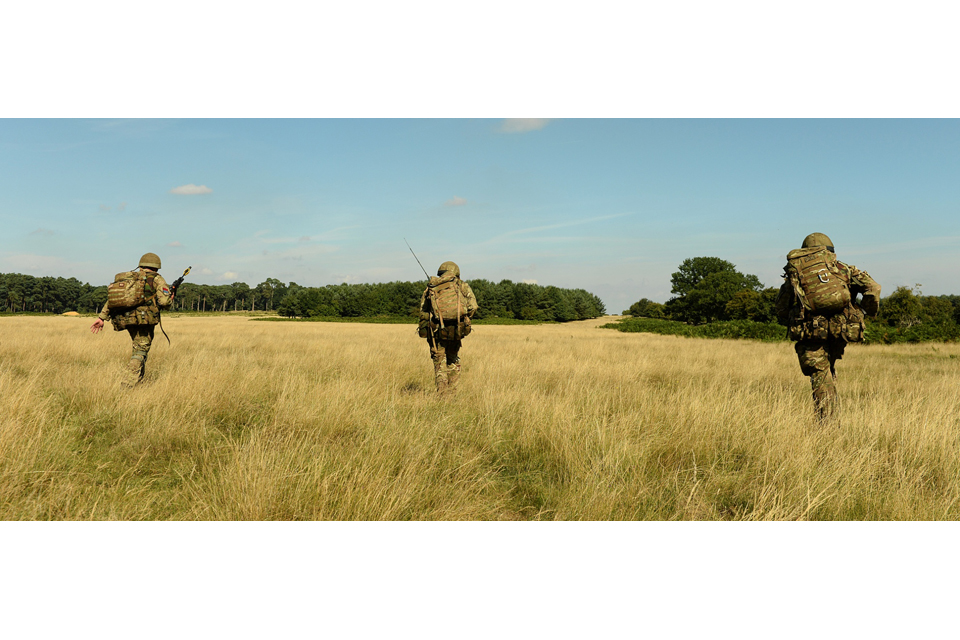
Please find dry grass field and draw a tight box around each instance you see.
[2,314,960,520]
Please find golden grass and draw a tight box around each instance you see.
[2,314,959,520]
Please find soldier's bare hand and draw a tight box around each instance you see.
[90,318,104,334]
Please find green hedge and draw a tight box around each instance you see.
[602,317,788,342]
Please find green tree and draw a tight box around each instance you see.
[625,298,665,318]
[666,257,764,324]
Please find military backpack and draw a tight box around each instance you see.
[420,275,472,340]
[107,270,159,329]
[427,274,465,324]
[784,247,851,316]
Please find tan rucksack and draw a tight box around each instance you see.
[784,247,851,316]
[107,270,154,310]
[427,274,464,325]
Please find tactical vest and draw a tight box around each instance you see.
[107,270,160,330]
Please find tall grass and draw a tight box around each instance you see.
[2,315,959,520]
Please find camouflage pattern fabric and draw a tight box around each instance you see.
[98,268,174,387]
[99,271,174,329]
[419,273,478,394]
[419,277,478,323]
[122,325,155,388]
[785,247,851,315]
[430,338,462,394]
[796,338,845,424]
[776,255,880,424]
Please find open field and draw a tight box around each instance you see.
[2,314,960,520]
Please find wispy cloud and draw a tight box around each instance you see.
[444,196,467,207]
[169,184,212,195]
[167,241,183,247]
[217,271,238,281]
[99,204,111,212]
[30,228,56,237]
[118,202,127,211]
[522,279,538,284]
[499,118,551,133]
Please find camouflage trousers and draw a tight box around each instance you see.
[428,337,462,394]
[795,338,846,424]
[123,325,155,388]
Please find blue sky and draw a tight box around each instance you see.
[2,118,959,313]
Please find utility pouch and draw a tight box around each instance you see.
[841,306,865,343]
[810,315,829,340]
[418,320,432,338]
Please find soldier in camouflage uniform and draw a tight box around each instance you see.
[775,233,881,424]
[418,261,479,394]
[90,252,175,388]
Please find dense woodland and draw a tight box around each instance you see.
[0,272,606,322]
[623,257,960,343]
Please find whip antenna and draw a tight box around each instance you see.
[405,238,430,280]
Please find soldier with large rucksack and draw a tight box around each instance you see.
[418,261,479,394]
[90,253,181,388]
[775,233,881,424]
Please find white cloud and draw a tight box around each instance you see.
[199,267,214,275]
[218,271,238,281]
[444,196,467,207]
[169,184,213,195]
[498,118,551,133]
[167,241,183,247]
[30,228,56,237]
[522,279,538,284]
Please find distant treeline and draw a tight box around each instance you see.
[0,272,606,322]
[621,257,960,344]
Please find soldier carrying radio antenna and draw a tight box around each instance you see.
[775,233,881,425]
[418,261,479,395]
[90,252,177,388]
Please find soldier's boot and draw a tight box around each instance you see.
[121,352,147,389]
[446,361,461,394]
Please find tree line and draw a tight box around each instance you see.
[623,257,960,343]
[277,279,606,321]
[0,272,606,322]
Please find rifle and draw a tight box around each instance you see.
[170,266,192,296]
[159,266,190,345]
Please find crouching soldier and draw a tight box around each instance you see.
[90,252,176,388]
[775,233,881,424]
[418,261,478,394]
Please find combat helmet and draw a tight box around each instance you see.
[437,261,460,277]
[139,252,162,269]
[801,233,834,252]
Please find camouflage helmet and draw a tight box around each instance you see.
[437,261,460,277]
[139,252,162,269]
[802,233,835,252]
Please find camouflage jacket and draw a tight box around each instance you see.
[98,271,174,330]
[775,260,880,343]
